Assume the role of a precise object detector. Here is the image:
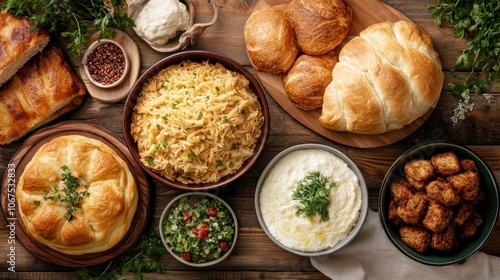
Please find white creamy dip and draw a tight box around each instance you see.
[259,148,362,252]
[135,0,190,45]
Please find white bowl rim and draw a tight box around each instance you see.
[82,38,130,88]
[254,143,369,257]
[159,191,239,267]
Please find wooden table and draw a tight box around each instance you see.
[1,0,499,279]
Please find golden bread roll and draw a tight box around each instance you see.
[282,52,339,110]
[244,8,299,73]
[0,12,50,86]
[16,135,138,255]
[286,0,352,55]
[319,20,444,134]
[0,43,87,145]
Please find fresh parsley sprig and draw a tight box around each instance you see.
[75,222,167,280]
[33,165,90,221]
[1,0,134,57]
[292,171,337,222]
[428,1,500,124]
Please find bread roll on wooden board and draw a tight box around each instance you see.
[251,0,441,148]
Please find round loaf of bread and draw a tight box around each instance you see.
[319,20,444,134]
[244,8,299,74]
[282,52,339,110]
[16,135,138,255]
[285,0,352,55]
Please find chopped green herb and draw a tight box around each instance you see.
[292,171,337,222]
[34,166,90,221]
[75,222,166,280]
[188,152,197,161]
[216,160,223,168]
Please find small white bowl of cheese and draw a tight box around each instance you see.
[255,143,369,257]
[127,0,218,53]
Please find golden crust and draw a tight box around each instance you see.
[17,135,138,255]
[319,20,444,134]
[425,178,461,207]
[447,170,481,201]
[400,226,431,253]
[285,0,352,55]
[431,151,461,176]
[0,43,87,145]
[244,8,299,74]
[422,202,453,233]
[282,52,339,110]
[0,12,50,85]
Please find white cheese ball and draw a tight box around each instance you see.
[135,0,190,45]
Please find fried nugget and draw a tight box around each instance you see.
[390,179,413,204]
[447,170,480,201]
[425,178,461,207]
[452,202,474,227]
[388,200,404,227]
[406,176,427,191]
[422,202,453,233]
[431,151,461,176]
[400,226,431,253]
[460,159,478,173]
[397,193,428,225]
[431,226,457,251]
[459,212,484,239]
[405,158,435,182]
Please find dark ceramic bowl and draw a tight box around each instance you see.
[123,50,270,191]
[379,142,499,265]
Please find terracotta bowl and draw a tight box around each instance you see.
[123,50,270,191]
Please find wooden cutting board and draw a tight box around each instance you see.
[0,121,150,267]
[251,0,436,148]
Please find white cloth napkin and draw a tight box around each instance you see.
[311,210,500,280]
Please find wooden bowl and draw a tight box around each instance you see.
[0,121,150,267]
[123,50,270,191]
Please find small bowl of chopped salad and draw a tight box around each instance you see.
[159,192,238,266]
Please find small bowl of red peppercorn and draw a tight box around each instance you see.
[82,39,130,88]
[159,192,238,267]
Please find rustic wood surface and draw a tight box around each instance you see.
[1,0,500,279]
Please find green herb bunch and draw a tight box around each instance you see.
[33,165,90,221]
[1,0,134,57]
[75,223,167,280]
[292,171,337,222]
[428,1,499,124]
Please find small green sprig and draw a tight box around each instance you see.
[75,222,166,280]
[33,165,90,221]
[292,171,337,222]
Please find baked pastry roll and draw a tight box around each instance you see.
[16,135,138,255]
[319,20,444,134]
[244,8,299,74]
[282,52,338,110]
[0,11,50,86]
[285,0,352,55]
[0,43,87,145]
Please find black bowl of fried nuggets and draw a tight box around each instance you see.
[379,142,499,265]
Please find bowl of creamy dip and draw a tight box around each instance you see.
[255,143,369,256]
[127,0,218,52]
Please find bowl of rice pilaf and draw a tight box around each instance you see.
[123,51,270,190]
